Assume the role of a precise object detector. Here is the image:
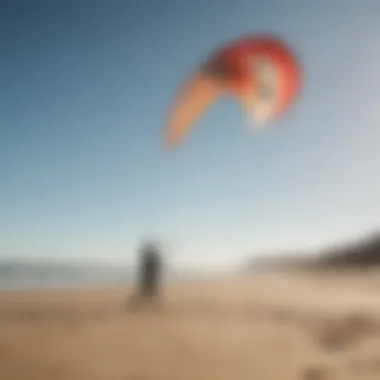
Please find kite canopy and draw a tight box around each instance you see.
[164,34,302,148]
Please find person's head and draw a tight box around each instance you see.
[139,240,160,256]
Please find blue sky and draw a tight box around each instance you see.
[1,0,380,264]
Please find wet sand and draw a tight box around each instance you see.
[1,270,380,380]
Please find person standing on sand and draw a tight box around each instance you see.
[138,241,162,298]
[127,241,163,309]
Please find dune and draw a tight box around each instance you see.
[1,270,380,380]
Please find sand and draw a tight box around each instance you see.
[1,270,380,380]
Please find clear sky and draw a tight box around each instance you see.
[1,0,380,265]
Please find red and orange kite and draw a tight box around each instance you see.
[164,34,302,148]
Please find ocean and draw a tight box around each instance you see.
[0,261,133,291]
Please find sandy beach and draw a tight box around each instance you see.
[1,270,380,380]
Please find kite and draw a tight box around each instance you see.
[164,34,302,148]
